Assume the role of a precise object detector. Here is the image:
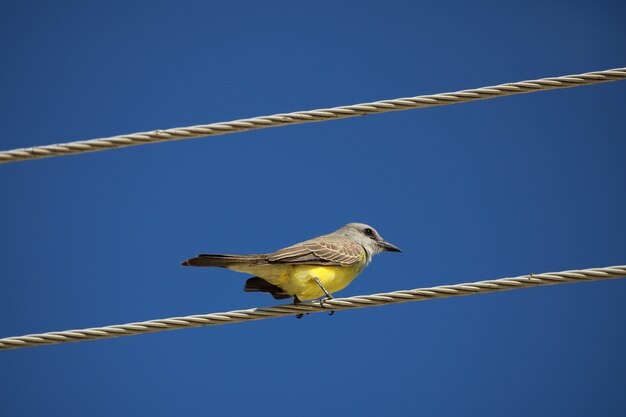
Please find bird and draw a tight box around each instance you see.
[181,223,401,304]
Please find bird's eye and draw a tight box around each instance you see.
[364,228,374,237]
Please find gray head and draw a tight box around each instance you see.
[336,222,401,259]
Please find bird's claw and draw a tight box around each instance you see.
[293,296,308,319]
[319,295,335,316]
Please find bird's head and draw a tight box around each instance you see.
[339,223,402,258]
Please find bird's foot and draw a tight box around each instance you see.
[311,277,336,316]
[293,296,308,319]
[319,295,335,316]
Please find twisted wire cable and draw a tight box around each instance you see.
[1,265,624,351]
[1,67,624,164]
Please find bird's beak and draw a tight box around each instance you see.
[380,240,402,252]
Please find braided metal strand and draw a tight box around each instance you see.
[1,265,624,351]
[1,67,624,164]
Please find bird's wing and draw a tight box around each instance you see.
[267,237,364,266]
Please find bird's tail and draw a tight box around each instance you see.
[181,253,265,267]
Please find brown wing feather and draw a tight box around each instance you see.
[268,237,363,266]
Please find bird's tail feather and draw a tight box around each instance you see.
[181,253,265,267]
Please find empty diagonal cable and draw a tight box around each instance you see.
[1,67,625,164]
[1,265,624,351]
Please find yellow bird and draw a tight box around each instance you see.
[181,223,401,303]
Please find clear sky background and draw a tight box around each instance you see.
[1,1,625,416]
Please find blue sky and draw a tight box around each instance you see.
[1,1,625,416]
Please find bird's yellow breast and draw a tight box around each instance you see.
[286,264,364,300]
[229,256,367,300]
